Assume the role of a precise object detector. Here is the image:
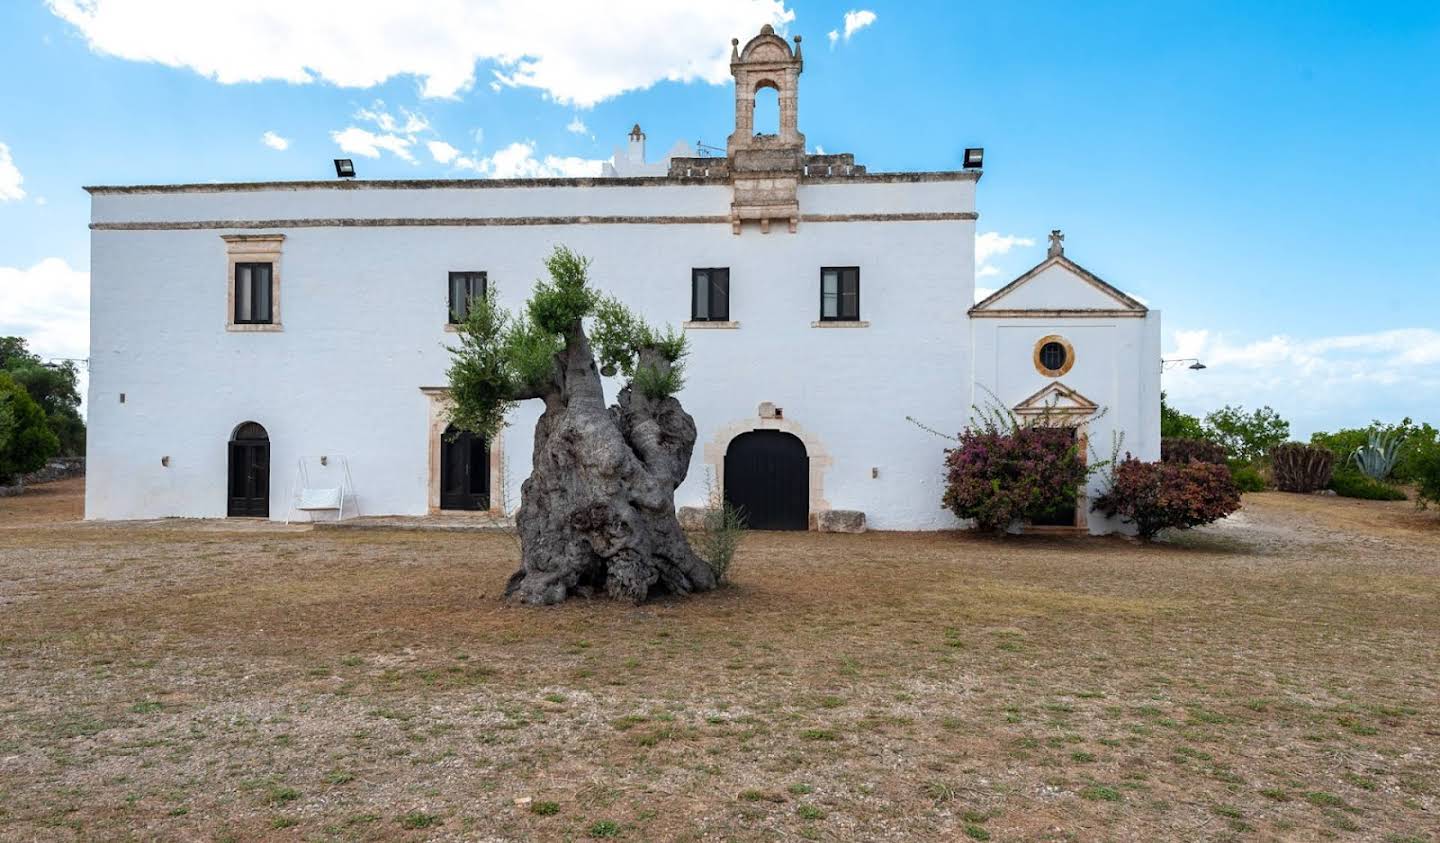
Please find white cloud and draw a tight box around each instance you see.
[974,231,1035,280]
[844,10,877,38]
[0,258,89,362]
[827,29,839,48]
[331,101,431,162]
[0,142,25,201]
[472,141,604,178]
[566,116,588,135]
[260,130,289,151]
[331,126,415,161]
[974,286,996,303]
[355,102,429,135]
[427,140,460,165]
[1163,327,1440,437]
[47,0,796,107]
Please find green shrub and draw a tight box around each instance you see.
[1229,464,1266,493]
[1312,418,1439,483]
[1413,435,1440,511]
[696,501,746,585]
[1329,470,1407,501]
[1270,443,1333,493]
[0,372,60,485]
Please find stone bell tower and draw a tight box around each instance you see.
[726,24,805,234]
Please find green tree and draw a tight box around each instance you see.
[1160,391,1207,440]
[0,371,60,484]
[0,337,85,456]
[1203,404,1290,464]
[447,246,712,605]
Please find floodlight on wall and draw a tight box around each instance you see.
[334,159,356,178]
[963,147,984,169]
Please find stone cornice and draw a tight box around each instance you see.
[84,170,978,196]
[91,211,977,231]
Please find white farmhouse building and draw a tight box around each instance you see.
[83,26,1160,533]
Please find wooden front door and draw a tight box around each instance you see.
[227,422,270,518]
[724,430,808,530]
[440,427,490,511]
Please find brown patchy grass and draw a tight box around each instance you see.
[0,484,1437,841]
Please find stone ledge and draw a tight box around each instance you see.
[815,509,866,533]
[811,320,870,329]
[226,323,283,332]
[682,321,740,330]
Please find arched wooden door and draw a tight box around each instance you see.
[724,430,808,530]
[227,422,270,517]
[440,425,490,511]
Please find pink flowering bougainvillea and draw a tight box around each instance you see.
[1091,456,1241,540]
[942,424,1089,535]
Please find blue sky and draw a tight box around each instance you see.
[1,0,1437,436]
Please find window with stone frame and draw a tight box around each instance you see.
[691,268,730,322]
[223,234,283,331]
[448,272,488,324]
[820,267,860,321]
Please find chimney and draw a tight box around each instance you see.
[627,124,646,164]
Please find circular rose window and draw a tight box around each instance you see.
[1033,335,1075,377]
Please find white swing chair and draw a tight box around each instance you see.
[284,454,358,524]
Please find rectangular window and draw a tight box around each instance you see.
[820,267,860,321]
[234,262,273,324]
[448,271,488,323]
[691,268,730,321]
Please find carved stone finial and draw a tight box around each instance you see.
[793,34,803,59]
[1048,229,1065,257]
[760,23,775,35]
[629,123,643,139]
[731,37,740,60]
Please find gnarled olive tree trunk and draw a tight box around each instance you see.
[504,332,715,604]
[448,247,716,605]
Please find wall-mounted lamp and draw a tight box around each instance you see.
[334,158,356,178]
[320,455,329,466]
[963,147,984,169]
[161,456,170,467]
[1161,357,1208,371]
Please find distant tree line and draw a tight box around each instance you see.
[1160,392,1440,509]
[0,336,85,485]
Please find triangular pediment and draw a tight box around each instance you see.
[1013,382,1099,416]
[973,255,1147,316]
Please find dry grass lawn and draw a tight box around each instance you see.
[1,477,1438,841]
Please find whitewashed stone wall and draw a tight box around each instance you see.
[85,176,978,528]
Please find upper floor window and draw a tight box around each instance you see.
[449,271,488,324]
[223,234,283,331]
[820,267,859,321]
[691,268,730,322]
[234,262,273,324]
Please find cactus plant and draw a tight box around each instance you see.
[1349,429,1402,481]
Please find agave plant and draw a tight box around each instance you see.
[1350,429,1402,481]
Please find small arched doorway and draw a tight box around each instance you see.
[724,430,808,530]
[440,425,490,511]
[227,421,270,517]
